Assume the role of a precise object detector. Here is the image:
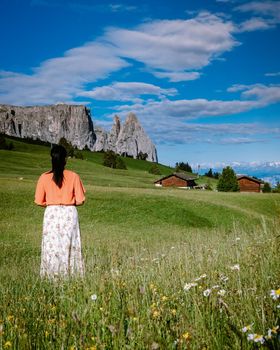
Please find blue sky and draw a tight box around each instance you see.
[0,0,280,167]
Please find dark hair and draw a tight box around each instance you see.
[50,145,67,188]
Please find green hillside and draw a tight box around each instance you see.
[0,137,279,349]
[0,136,200,188]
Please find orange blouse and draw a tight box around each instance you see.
[35,169,85,207]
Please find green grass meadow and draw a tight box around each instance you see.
[0,140,280,349]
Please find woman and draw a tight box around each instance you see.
[35,145,85,278]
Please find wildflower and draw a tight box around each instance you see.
[161,295,168,302]
[110,268,120,277]
[47,318,56,324]
[182,332,191,340]
[171,309,177,315]
[152,310,161,318]
[235,237,241,241]
[90,294,97,301]
[270,289,280,300]
[108,324,116,335]
[267,326,279,339]
[183,282,198,291]
[203,289,211,297]
[247,333,265,344]
[151,342,159,350]
[7,315,14,322]
[242,324,254,333]
[218,289,226,296]
[194,274,207,282]
[212,285,220,289]
[4,342,12,349]
[230,264,240,271]
[220,274,229,283]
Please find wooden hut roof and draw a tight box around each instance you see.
[154,172,198,183]
[237,175,262,184]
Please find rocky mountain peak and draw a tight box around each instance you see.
[126,112,138,124]
[0,104,158,162]
[0,104,96,150]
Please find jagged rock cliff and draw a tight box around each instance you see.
[0,104,96,150]
[0,104,158,162]
[117,113,157,162]
[92,113,158,162]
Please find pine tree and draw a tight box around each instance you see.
[217,166,239,192]
[116,156,127,169]
[103,151,117,168]
[262,182,271,193]
[149,163,161,175]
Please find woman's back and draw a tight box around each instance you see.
[35,169,85,206]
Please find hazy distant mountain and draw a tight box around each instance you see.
[197,161,280,186]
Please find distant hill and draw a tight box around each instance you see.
[0,135,169,188]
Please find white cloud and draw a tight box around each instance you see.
[133,116,277,145]
[80,82,177,102]
[235,1,280,21]
[0,11,241,104]
[108,4,138,12]
[0,42,128,105]
[218,137,264,144]
[234,1,280,33]
[104,12,238,73]
[236,17,275,32]
[265,72,280,77]
[114,98,256,120]
[105,83,280,144]
[228,84,280,105]
[151,71,201,82]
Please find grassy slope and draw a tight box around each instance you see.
[0,140,280,349]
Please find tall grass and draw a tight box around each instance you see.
[0,142,279,349]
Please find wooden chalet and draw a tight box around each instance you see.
[237,175,262,193]
[154,172,198,188]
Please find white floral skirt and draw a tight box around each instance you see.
[40,205,84,278]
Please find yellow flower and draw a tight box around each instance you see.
[182,332,191,340]
[47,318,56,324]
[45,331,49,337]
[4,341,12,349]
[270,289,280,300]
[171,309,177,315]
[69,346,76,350]
[132,317,138,321]
[152,310,161,318]
[7,315,14,322]
[161,296,168,302]
[150,303,157,309]
[242,324,253,333]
